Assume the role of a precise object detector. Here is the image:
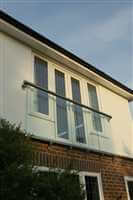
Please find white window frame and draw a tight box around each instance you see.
[124,176,133,200]
[84,80,109,138]
[68,74,89,147]
[27,53,110,149]
[51,63,91,147]
[34,166,104,200]
[28,53,54,122]
[53,66,72,144]
[79,171,104,200]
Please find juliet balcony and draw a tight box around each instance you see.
[22,80,112,154]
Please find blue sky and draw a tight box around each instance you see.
[1,0,133,115]
[0,0,132,88]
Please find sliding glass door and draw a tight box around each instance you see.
[87,83,102,133]
[55,70,69,140]
[71,77,86,144]
[34,56,48,115]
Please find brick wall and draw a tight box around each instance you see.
[32,139,133,200]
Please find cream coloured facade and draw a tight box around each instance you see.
[0,31,133,158]
[0,12,133,159]
[1,11,133,200]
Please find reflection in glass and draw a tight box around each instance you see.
[71,78,86,144]
[34,57,48,115]
[55,70,68,139]
[88,83,102,132]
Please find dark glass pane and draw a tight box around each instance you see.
[71,78,86,144]
[88,84,99,110]
[34,57,48,88]
[92,113,102,132]
[128,181,133,199]
[85,176,100,200]
[88,84,102,132]
[71,78,81,103]
[34,57,48,115]
[55,70,68,139]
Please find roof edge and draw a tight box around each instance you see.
[0,9,133,95]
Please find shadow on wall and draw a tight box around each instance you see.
[123,143,133,158]
[129,102,133,119]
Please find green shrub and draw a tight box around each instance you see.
[0,119,35,200]
[34,168,85,200]
[0,119,85,200]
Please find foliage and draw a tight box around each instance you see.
[0,119,85,200]
[0,119,35,200]
[34,168,85,200]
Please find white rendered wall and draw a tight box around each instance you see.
[99,85,133,157]
[3,34,33,129]
[1,33,133,158]
[0,33,4,117]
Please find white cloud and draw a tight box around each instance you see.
[62,6,132,46]
[48,6,132,65]
[93,7,133,42]
[5,4,132,88]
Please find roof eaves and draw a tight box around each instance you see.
[0,10,133,95]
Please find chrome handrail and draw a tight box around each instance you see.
[22,80,112,119]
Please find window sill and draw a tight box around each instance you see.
[28,112,55,123]
[90,131,109,139]
[30,135,116,158]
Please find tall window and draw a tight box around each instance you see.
[88,84,102,132]
[125,178,133,200]
[55,70,68,139]
[34,56,48,115]
[71,78,86,144]
[127,181,133,199]
[85,176,100,200]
